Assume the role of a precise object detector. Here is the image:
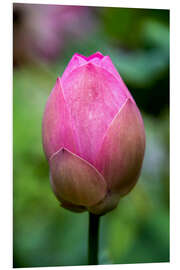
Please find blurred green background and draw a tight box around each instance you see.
[13,4,169,267]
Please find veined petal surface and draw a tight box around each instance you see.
[42,77,77,160]
[62,63,127,165]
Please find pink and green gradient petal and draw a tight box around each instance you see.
[96,98,145,196]
[49,148,107,207]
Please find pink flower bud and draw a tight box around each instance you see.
[42,52,145,215]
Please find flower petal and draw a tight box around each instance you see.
[100,56,134,101]
[95,98,145,196]
[76,51,104,61]
[61,54,86,83]
[42,77,78,160]
[88,192,120,215]
[61,52,105,82]
[50,148,107,207]
[62,63,127,165]
[58,197,86,213]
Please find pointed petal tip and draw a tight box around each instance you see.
[91,51,104,58]
[53,77,61,92]
[56,76,61,84]
[73,52,104,61]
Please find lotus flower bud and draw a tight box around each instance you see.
[42,52,145,215]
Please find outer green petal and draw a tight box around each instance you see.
[50,148,107,207]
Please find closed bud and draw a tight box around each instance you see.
[42,52,145,215]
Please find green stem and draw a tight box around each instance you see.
[88,212,100,265]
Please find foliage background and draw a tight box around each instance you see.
[13,4,169,267]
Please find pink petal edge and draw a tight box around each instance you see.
[61,52,104,82]
[75,51,104,61]
[42,77,78,160]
